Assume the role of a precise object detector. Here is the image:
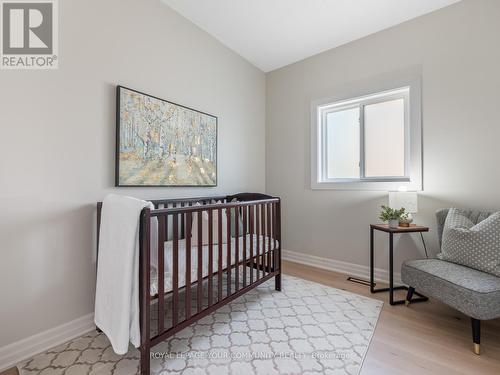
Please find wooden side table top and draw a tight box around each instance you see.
[370,223,429,233]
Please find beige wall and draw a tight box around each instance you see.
[0,0,265,347]
[266,0,500,272]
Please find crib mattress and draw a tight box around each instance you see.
[150,234,278,296]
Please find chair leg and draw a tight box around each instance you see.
[405,287,415,306]
[471,318,481,355]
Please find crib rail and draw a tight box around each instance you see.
[96,194,281,375]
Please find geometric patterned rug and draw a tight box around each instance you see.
[18,275,382,375]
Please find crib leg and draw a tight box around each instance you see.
[140,345,150,375]
[275,273,281,291]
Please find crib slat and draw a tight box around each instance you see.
[180,202,184,239]
[165,212,169,241]
[208,208,213,307]
[185,212,192,320]
[267,203,271,272]
[197,211,203,313]
[265,204,269,275]
[242,205,247,288]
[260,203,265,276]
[273,203,277,271]
[235,206,239,291]
[256,204,260,280]
[172,214,179,326]
[157,216,165,334]
[261,203,266,276]
[226,208,232,296]
[249,206,254,284]
[262,204,266,277]
[261,204,265,279]
[270,203,274,271]
[267,202,272,274]
[260,204,267,277]
[217,208,223,302]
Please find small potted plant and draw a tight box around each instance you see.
[379,205,406,228]
[398,211,413,227]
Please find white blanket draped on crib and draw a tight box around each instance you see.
[94,194,157,355]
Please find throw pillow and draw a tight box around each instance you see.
[211,199,244,237]
[191,202,228,245]
[229,198,245,237]
[438,208,500,276]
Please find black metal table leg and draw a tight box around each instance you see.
[370,226,374,293]
[389,232,394,305]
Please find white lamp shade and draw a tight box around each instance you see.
[388,191,418,213]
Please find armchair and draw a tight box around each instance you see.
[401,209,500,355]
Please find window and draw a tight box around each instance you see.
[311,78,422,190]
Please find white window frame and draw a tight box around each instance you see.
[311,74,422,191]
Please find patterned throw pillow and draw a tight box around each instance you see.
[211,198,244,237]
[438,208,500,276]
[191,202,228,245]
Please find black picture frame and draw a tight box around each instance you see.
[115,85,218,187]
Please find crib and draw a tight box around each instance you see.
[96,193,281,374]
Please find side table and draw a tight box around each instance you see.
[370,224,429,305]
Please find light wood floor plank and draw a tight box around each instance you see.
[282,260,500,375]
[0,368,18,375]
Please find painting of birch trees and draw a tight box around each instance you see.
[117,87,217,186]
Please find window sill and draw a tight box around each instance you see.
[311,179,422,191]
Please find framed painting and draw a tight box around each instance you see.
[116,86,217,187]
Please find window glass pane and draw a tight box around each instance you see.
[326,107,360,179]
[364,98,405,177]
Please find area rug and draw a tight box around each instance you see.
[18,275,382,375]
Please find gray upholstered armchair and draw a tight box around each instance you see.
[401,209,500,355]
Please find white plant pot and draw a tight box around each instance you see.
[388,219,399,228]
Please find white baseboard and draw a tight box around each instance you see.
[282,249,403,285]
[0,313,95,372]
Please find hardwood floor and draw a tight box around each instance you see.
[2,260,499,375]
[0,368,18,375]
[283,260,500,375]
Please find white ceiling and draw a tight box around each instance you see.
[161,0,461,72]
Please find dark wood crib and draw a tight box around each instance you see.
[96,193,281,374]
